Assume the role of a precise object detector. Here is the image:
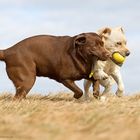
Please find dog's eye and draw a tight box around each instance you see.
[116,42,122,45]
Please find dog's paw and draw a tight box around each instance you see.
[94,72,109,80]
[99,96,108,102]
[83,94,90,101]
[115,90,123,97]
[93,91,100,99]
[73,92,83,99]
[100,73,109,80]
[102,75,109,80]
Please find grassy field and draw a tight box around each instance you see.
[0,92,140,140]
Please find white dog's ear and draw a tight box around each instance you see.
[115,26,125,33]
[97,27,111,39]
[118,27,124,33]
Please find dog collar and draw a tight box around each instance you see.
[89,71,94,78]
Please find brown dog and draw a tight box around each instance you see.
[0,33,110,100]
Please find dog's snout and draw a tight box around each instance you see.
[105,52,111,58]
[102,51,111,61]
[105,50,111,58]
[126,51,130,56]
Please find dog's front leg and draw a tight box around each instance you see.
[92,80,100,99]
[111,71,124,97]
[100,76,113,95]
[97,77,113,101]
[83,80,92,99]
[94,70,109,80]
[62,80,83,99]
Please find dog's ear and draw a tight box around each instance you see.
[118,26,124,33]
[74,34,86,47]
[97,27,111,39]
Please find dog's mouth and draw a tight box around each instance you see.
[117,52,125,57]
[112,51,130,58]
[111,52,126,66]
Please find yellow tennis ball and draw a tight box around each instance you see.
[112,52,125,63]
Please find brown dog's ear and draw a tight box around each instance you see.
[97,27,111,39]
[74,34,86,47]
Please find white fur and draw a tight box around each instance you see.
[84,27,130,99]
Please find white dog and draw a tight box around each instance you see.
[84,27,130,100]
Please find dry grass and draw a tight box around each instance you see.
[0,92,140,140]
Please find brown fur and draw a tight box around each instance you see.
[92,80,100,98]
[0,33,110,100]
[0,50,4,60]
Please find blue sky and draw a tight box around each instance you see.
[0,0,140,95]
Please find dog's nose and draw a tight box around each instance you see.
[126,51,130,56]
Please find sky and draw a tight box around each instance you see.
[0,0,140,95]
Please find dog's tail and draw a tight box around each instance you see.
[0,50,5,61]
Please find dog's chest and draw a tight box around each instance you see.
[104,60,117,74]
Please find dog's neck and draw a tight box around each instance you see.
[70,49,96,78]
[68,38,94,77]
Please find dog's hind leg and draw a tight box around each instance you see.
[6,67,36,100]
[111,71,124,97]
[13,77,36,100]
[14,86,29,100]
